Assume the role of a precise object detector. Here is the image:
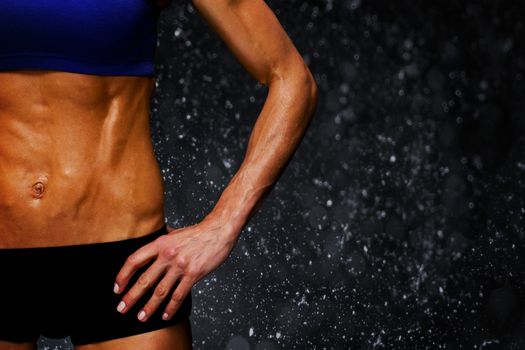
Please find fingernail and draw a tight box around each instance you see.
[138,310,146,321]
[117,301,126,313]
[113,283,119,294]
[162,312,169,320]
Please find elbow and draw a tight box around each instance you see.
[268,62,318,115]
[307,71,318,107]
[288,65,318,108]
[303,68,318,118]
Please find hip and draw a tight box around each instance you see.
[0,223,193,344]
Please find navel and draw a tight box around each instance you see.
[31,175,48,199]
[31,182,45,199]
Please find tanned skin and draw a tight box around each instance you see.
[0,0,317,349]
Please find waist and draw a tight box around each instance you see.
[0,156,167,248]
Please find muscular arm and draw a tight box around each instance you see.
[111,0,317,321]
[192,0,318,239]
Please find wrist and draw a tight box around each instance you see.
[204,208,247,240]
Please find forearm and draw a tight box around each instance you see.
[205,67,318,239]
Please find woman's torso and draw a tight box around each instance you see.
[0,71,166,248]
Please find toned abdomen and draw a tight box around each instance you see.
[0,70,166,248]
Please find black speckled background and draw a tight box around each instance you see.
[39,0,525,349]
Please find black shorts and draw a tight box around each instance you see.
[0,223,192,345]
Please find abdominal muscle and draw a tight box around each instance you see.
[0,70,167,248]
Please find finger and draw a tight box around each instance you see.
[116,260,167,315]
[136,269,182,322]
[162,275,194,321]
[114,240,159,294]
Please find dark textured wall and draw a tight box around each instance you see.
[40,0,525,349]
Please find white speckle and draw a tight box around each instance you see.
[298,293,308,306]
[249,327,254,336]
[480,339,500,349]
[390,155,396,162]
[222,158,232,169]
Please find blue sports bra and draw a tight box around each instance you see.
[0,0,161,77]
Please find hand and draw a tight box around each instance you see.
[112,217,240,322]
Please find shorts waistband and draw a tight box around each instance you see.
[0,223,169,254]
